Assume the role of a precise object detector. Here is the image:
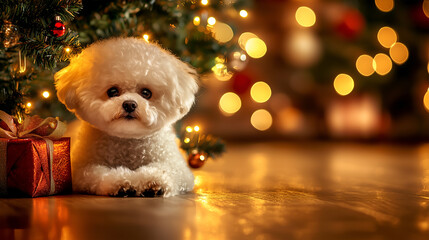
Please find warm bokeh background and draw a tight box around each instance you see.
[184,0,429,141]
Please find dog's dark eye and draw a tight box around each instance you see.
[107,87,120,98]
[141,88,152,100]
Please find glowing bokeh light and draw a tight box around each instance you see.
[186,126,193,133]
[239,10,248,18]
[219,92,242,116]
[295,6,316,27]
[333,74,354,96]
[201,0,208,6]
[26,102,32,108]
[65,47,71,53]
[194,126,200,132]
[184,138,190,143]
[373,53,392,75]
[245,38,267,59]
[238,32,258,50]
[212,22,234,43]
[377,27,397,48]
[389,42,409,65]
[250,81,272,103]
[193,16,201,26]
[375,0,394,12]
[207,17,216,26]
[42,91,50,98]
[143,34,149,42]
[424,88,429,112]
[251,109,273,131]
[356,54,375,76]
[424,0,429,18]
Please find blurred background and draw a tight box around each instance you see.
[2,0,429,141]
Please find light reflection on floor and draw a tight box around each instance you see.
[1,142,429,240]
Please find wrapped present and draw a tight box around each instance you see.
[0,110,71,197]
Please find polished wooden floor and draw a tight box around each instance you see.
[1,142,429,240]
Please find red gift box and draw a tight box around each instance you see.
[0,137,72,197]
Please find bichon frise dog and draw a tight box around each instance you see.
[54,37,198,197]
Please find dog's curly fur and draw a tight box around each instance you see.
[54,37,198,197]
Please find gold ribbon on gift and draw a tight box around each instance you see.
[0,110,67,195]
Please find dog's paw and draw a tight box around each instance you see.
[109,186,137,197]
[140,185,165,198]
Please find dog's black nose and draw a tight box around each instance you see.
[122,100,138,113]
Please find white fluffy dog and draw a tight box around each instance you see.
[54,37,198,197]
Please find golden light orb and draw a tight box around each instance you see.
[65,47,71,53]
[199,155,206,161]
[333,73,354,96]
[375,0,394,12]
[26,102,32,108]
[238,32,258,50]
[184,138,191,143]
[186,126,193,133]
[194,126,200,132]
[193,16,201,26]
[356,54,375,76]
[250,81,272,103]
[424,0,429,18]
[42,91,50,99]
[143,34,149,42]
[219,92,242,116]
[245,38,267,59]
[295,6,316,27]
[201,0,208,6]
[251,109,273,131]
[424,88,429,112]
[377,26,397,48]
[212,22,234,43]
[389,42,409,65]
[207,17,216,26]
[373,53,392,75]
[239,10,248,18]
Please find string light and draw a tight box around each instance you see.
[201,0,208,6]
[389,42,409,64]
[42,91,50,98]
[64,47,71,53]
[143,34,149,42]
[194,126,200,132]
[251,109,272,131]
[373,53,392,75]
[219,92,241,116]
[250,81,272,103]
[377,27,397,48]
[375,0,394,12]
[184,138,191,143]
[356,54,375,76]
[207,17,216,26]
[239,10,248,18]
[26,102,32,108]
[333,74,354,96]
[186,126,193,133]
[295,6,316,27]
[245,38,267,59]
[193,16,201,26]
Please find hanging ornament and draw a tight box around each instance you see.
[50,16,66,37]
[188,151,208,168]
[335,9,365,40]
[1,21,20,48]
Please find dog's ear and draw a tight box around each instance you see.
[54,63,80,111]
[175,61,199,115]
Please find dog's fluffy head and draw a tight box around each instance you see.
[55,37,198,138]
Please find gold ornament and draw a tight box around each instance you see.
[1,21,20,48]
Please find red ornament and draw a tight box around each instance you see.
[50,16,66,37]
[231,72,253,95]
[335,9,365,40]
[188,152,207,168]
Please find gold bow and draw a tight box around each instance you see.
[0,110,66,139]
